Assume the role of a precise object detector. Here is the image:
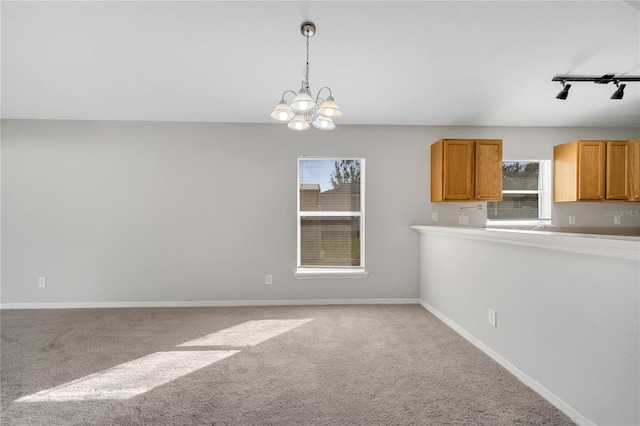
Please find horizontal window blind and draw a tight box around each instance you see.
[298,159,364,269]
[300,216,361,266]
[487,160,551,221]
[488,194,539,219]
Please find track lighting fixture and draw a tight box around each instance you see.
[556,82,571,100]
[611,83,625,100]
[271,22,342,131]
[552,74,639,100]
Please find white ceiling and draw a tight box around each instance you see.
[2,1,639,128]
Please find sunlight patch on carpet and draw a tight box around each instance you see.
[177,318,314,347]
[15,350,239,402]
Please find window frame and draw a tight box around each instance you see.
[486,159,552,227]
[295,157,368,279]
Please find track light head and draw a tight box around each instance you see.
[611,83,625,100]
[556,83,571,100]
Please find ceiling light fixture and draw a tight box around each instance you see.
[611,83,626,100]
[556,82,571,100]
[271,22,342,131]
[552,74,640,100]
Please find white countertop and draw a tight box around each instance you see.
[410,225,640,261]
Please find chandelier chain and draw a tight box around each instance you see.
[304,34,310,92]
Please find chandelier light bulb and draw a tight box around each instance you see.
[290,89,316,113]
[271,100,295,122]
[312,115,335,130]
[317,96,342,118]
[288,115,311,131]
[294,102,310,112]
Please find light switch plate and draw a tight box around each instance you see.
[488,309,497,327]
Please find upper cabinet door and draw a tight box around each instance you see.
[577,141,605,200]
[554,141,579,202]
[629,140,640,201]
[605,141,629,200]
[475,140,503,200]
[443,140,474,200]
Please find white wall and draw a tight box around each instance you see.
[418,231,639,425]
[1,120,638,305]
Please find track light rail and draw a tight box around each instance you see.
[552,74,640,83]
[552,74,639,100]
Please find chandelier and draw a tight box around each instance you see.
[271,22,342,131]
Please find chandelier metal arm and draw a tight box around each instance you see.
[314,87,333,104]
[280,90,298,102]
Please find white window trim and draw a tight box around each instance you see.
[296,157,367,278]
[294,269,369,279]
[486,159,552,227]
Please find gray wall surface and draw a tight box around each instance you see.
[1,120,639,304]
[417,231,639,426]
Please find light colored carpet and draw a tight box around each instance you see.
[1,304,575,425]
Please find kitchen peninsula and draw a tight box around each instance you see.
[412,225,639,426]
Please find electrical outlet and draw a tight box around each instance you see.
[38,276,47,288]
[488,309,497,327]
[432,212,439,222]
[569,215,576,225]
[265,274,273,285]
[614,215,621,225]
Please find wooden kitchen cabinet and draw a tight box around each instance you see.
[630,139,640,201]
[431,139,502,202]
[554,140,632,202]
[606,141,629,200]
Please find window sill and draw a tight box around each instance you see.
[294,269,369,279]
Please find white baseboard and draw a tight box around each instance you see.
[0,298,420,310]
[418,300,594,426]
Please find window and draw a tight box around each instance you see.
[487,160,552,224]
[296,158,367,278]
